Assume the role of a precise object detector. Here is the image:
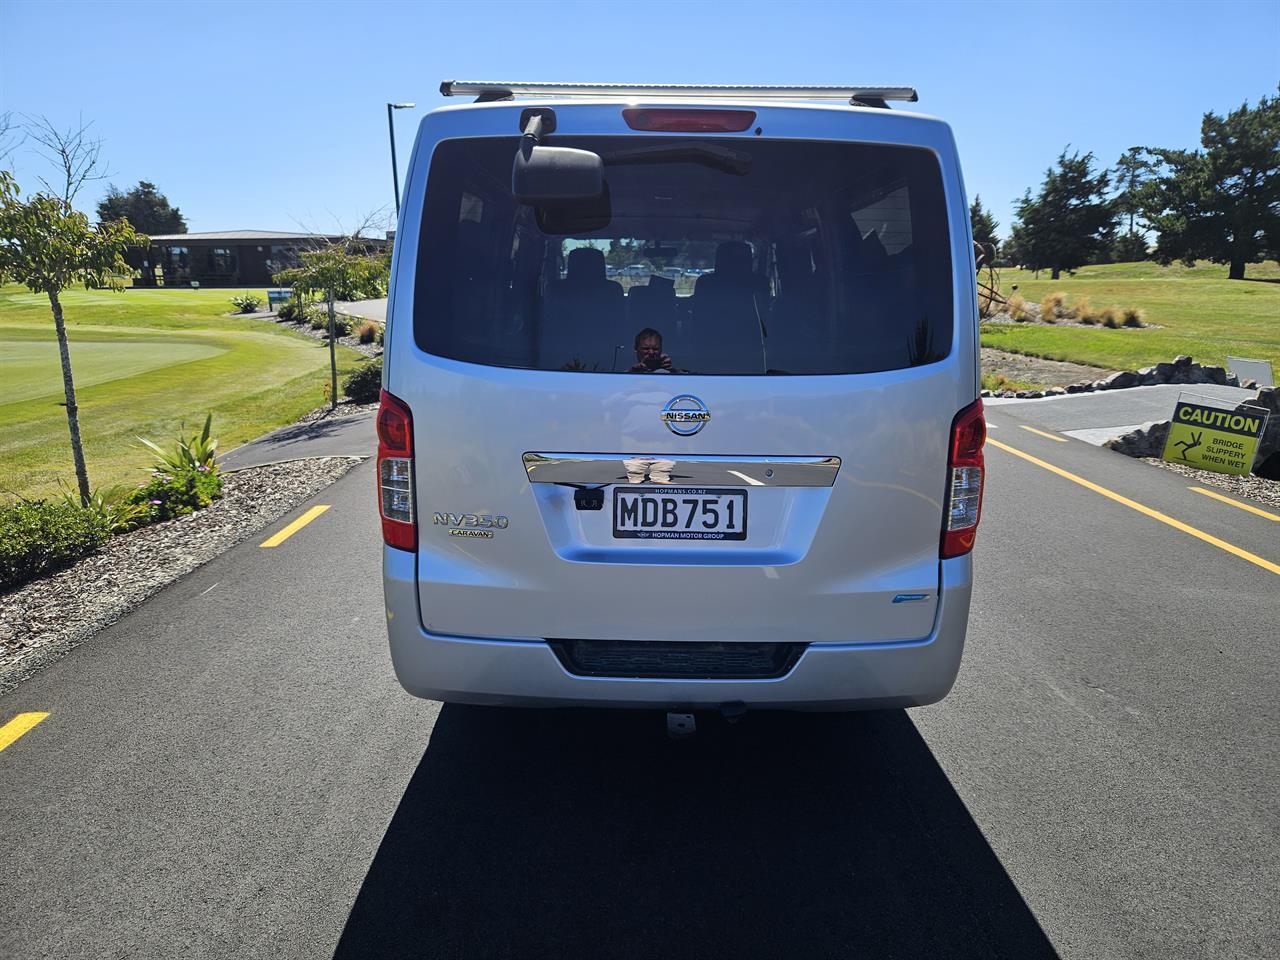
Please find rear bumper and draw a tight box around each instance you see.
[382,548,972,711]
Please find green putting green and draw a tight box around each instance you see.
[0,285,366,500]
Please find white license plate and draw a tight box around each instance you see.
[612,487,747,540]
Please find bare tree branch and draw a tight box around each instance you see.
[0,111,23,166]
[23,113,111,205]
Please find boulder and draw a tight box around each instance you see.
[1046,387,1067,396]
[1105,421,1170,458]
[1101,371,1140,390]
[1154,362,1178,381]
[1174,354,1194,367]
[1187,367,1210,384]
[1201,365,1229,386]
[980,389,992,398]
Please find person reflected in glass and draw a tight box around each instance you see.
[628,328,675,373]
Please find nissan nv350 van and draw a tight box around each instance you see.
[379,82,984,711]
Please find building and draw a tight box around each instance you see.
[129,231,388,288]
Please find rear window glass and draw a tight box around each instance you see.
[414,136,952,375]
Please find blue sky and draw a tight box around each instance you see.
[2,0,1277,239]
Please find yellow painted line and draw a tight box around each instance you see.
[1188,486,1280,522]
[0,712,49,752]
[260,505,330,548]
[988,438,1280,577]
[1019,425,1069,443]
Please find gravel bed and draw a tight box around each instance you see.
[981,347,1114,389]
[292,399,380,426]
[266,315,383,358]
[1140,458,1280,512]
[0,456,363,695]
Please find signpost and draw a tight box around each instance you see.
[267,288,293,308]
[1161,395,1269,475]
[1226,356,1275,388]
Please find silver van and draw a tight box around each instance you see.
[379,82,985,711]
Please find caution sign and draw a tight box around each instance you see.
[1161,399,1268,475]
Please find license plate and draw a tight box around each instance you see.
[613,486,747,540]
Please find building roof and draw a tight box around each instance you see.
[146,230,347,242]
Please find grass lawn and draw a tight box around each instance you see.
[984,260,1280,373]
[0,285,366,501]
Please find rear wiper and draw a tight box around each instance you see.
[602,142,752,176]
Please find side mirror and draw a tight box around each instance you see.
[511,109,603,202]
[513,144,603,201]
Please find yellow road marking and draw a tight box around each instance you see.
[0,712,49,752]
[988,438,1280,577]
[260,505,330,548]
[1019,425,1069,442]
[1188,486,1280,522]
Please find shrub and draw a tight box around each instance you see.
[1038,292,1066,323]
[1005,293,1029,321]
[343,357,383,403]
[1070,296,1099,323]
[0,500,111,589]
[1096,306,1119,328]
[1122,307,1146,328]
[138,413,218,472]
[376,325,385,346]
[276,299,308,322]
[128,466,223,523]
[231,293,264,313]
[356,320,380,344]
[62,484,150,534]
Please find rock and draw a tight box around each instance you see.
[1046,387,1067,396]
[1187,367,1210,384]
[980,389,992,398]
[1137,366,1156,377]
[1154,362,1177,381]
[1101,371,1140,390]
[1241,378,1259,390]
[1201,365,1228,386]
[1226,374,1241,387]
[1105,421,1171,458]
[1174,354,1194,367]
[1024,390,1044,399]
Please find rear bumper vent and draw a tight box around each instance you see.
[548,640,806,680]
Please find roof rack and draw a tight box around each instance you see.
[439,81,918,109]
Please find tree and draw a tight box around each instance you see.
[0,111,21,166]
[1113,147,1153,237]
[1141,89,1280,279]
[275,245,385,410]
[0,172,145,503]
[23,114,110,206]
[97,181,187,234]
[1011,149,1115,279]
[969,194,1000,250]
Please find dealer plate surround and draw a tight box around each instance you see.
[613,486,747,540]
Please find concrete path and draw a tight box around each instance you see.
[987,383,1259,445]
[218,411,376,471]
[335,298,387,322]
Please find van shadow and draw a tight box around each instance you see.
[334,706,1058,960]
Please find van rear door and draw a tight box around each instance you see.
[388,105,977,646]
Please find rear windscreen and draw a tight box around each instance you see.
[414,136,953,375]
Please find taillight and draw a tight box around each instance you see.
[622,108,756,132]
[941,400,986,559]
[377,388,416,551]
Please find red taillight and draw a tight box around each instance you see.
[941,400,986,559]
[622,108,756,132]
[377,388,416,551]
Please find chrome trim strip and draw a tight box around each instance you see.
[523,454,840,488]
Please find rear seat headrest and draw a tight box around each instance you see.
[566,247,607,283]
[714,241,753,280]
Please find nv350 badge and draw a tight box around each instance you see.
[433,512,509,538]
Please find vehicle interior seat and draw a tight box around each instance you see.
[539,247,626,371]
[689,241,767,374]
[626,274,678,353]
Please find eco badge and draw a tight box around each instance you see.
[1161,396,1269,476]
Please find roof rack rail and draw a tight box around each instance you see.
[439,81,918,108]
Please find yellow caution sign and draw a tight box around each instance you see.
[1162,399,1268,475]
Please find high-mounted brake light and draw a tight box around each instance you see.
[377,389,416,551]
[623,108,756,133]
[941,400,986,559]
